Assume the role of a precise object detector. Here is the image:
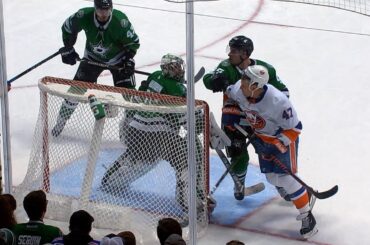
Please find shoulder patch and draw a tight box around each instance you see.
[77,10,84,18]
[120,19,129,28]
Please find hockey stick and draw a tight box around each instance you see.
[79,59,205,84]
[209,133,253,196]
[214,148,265,197]
[7,50,62,84]
[267,155,338,199]
[79,58,149,76]
[234,124,339,199]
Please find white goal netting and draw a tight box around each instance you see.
[14,77,210,243]
[274,0,370,16]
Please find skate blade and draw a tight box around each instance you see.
[244,182,265,196]
[302,226,318,239]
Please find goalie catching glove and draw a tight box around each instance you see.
[209,112,231,150]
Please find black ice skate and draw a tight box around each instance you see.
[297,211,318,239]
[234,182,245,200]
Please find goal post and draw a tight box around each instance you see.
[14,76,210,243]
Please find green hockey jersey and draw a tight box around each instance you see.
[62,7,140,65]
[139,70,186,97]
[203,59,288,94]
[12,221,63,245]
[126,71,187,132]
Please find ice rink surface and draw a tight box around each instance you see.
[2,0,370,244]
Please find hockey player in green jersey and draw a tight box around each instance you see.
[203,35,290,201]
[52,0,140,137]
[101,54,207,224]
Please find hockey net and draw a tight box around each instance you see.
[14,76,210,243]
[273,0,370,16]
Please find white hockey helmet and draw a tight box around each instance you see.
[243,65,269,88]
[160,54,185,82]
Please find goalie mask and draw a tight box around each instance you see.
[160,54,185,82]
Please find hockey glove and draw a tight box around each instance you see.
[60,46,79,65]
[273,134,290,153]
[210,112,231,150]
[139,80,150,91]
[211,72,229,92]
[118,57,135,77]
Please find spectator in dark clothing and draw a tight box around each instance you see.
[226,240,245,245]
[117,231,136,245]
[0,195,16,229]
[157,218,182,245]
[51,210,99,245]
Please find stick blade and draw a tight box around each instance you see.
[312,185,338,199]
[244,182,265,196]
[184,66,205,84]
[194,66,206,82]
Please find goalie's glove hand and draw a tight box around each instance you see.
[118,57,135,77]
[210,112,231,150]
[140,80,150,91]
[211,72,229,92]
[60,46,79,65]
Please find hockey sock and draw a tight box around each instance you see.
[230,153,248,180]
[59,99,78,120]
[289,187,310,214]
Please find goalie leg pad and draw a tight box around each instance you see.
[210,112,231,150]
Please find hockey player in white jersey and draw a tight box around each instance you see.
[225,65,317,239]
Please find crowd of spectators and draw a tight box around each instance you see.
[0,190,245,245]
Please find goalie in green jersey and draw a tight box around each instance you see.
[101,54,206,223]
[52,0,140,137]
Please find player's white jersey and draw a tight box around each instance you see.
[225,81,301,137]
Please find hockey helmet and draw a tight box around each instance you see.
[160,54,185,82]
[94,0,113,9]
[243,65,269,88]
[228,35,254,56]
